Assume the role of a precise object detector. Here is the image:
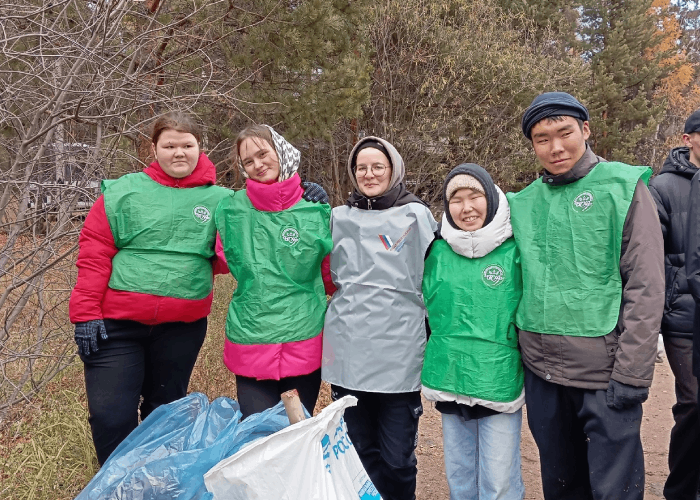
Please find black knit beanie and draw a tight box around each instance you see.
[521,92,589,139]
[443,163,499,230]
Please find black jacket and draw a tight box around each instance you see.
[650,147,698,341]
[345,182,426,210]
[684,161,700,376]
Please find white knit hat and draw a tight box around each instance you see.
[445,174,485,201]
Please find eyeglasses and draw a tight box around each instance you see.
[356,163,389,177]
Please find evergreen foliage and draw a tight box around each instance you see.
[577,0,672,162]
[216,0,372,140]
[360,0,588,197]
[496,0,578,53]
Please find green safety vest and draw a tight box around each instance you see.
[215,192,332,345]
[421,238,523,402]
[506,162,651,337]
[102,172,229,300]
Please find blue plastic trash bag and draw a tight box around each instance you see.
[75,393,293,500]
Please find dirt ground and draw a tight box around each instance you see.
[414,358,677,499]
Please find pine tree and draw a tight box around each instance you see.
[358,0,589,196]
[495,0,578,53]
[577,0,672,162]
[219,0,372,141]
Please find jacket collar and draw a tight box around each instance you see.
[245,172,303,212]
[660,146,699,179]
[346,182,427,210]
[143,153,217,188]
[540,144,605,186]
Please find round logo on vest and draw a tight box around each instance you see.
[193,205,211,223]
[281,227,300,246]
[572,191,594,212]
[482,265,505,287]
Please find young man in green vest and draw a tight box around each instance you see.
[507,92,664,500]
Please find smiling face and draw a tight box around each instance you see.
[449,187,488,231]
[239,137,280,183]
[151,129,200,178]
[530,116,590,176]
[355,147,392,198]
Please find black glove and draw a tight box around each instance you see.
[606,379,649,409]
[74,319,108,357]
[302,182,329,204]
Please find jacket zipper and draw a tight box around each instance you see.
[368,198,372,210]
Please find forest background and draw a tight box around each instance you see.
[1,0,699,497]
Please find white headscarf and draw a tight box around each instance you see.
[238,125,301,182]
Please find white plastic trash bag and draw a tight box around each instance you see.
[203,395,381,500]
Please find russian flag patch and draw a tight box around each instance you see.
[378,234,393,249]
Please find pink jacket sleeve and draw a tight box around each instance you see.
[321,254,336,296]
[212,233,230,275]
[69,196,118,323]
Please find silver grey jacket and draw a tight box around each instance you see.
[322,203,438,392]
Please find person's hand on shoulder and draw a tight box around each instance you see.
[302,181,329,204]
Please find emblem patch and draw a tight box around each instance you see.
[281,227,300,246]
[482,264,505,287]
[192,205,211,223]
[378,227,413,252]
[572,191,594,212]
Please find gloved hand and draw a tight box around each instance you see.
[606,379,649,410]
[302,181,329,204]
[74,319,108,357]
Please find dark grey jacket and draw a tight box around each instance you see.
[649,147,698,340]
[518,146,665,390]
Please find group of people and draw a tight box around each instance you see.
[67,91,700,500]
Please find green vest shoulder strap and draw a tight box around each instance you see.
[421,238,523,403]
[103,172,229,300]
[507,162,651,337]
[101,178,115,193]
[216,191,332,345]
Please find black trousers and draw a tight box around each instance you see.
[662,336,700,500]
[235,368,322,419]
[524,366,645,500]
[331,385,422,500]
[80,317,207,465]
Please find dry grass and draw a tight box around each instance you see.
[0,233,79,417]
[0,273,333,497]
[187,274,239,401]
[0,378,97,500]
